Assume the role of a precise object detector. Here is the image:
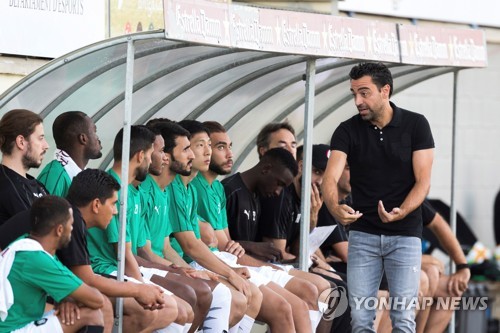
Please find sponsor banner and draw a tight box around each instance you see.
[109,0,164,37]
[0,0,105,58]
[163,0,487,67]
[398,25,487,67]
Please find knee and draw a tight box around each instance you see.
[419,271,430,298]
[193,281,213,308]
[297,279,320,309]
[79,306,105,327]
[175,301,191,325]
[176,284,198,309]
[250,284,263,308]
[157,295,179,327]
[424,265,440,294]
[230,290,247,321]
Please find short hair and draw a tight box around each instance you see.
[260,147,298,177]
[296,145,304,161]
[66,169,121,207]
[349,62,394,97]
[203,121,226,134]
[256,122,295,155]
[145,118,173,128]
[178,119,210,137]
[0,109,43,155]
[113,125,156,161]
[30,196,72,236]
[149,121,190,156]
[52,111,89,150]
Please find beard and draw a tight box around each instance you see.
[170,160,191,176]
[135,164,149,181]
[22,144,43,169]
[58,234,71,249]
[209,160,231,175]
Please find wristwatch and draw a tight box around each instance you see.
[455,263,469,271]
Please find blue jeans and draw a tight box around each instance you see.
[347,231,421,333]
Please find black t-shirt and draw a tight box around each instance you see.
[330,102,434,238]
[0,165,48,226]
[0,210,30,249]
[259,184,301,245]
[222,173,261,242]
[421,199,437,226]
[57,206,91,267]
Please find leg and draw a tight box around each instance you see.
[101,296,114,333]
[150,275,195,326]
[423,275,461,333]
[347,231,384,333]
[268,281,312,333]
[60,306,104,333]
[374,290,390,333]
[219,278,248,327]
[256,284,295,333]
[417,264,440,333]
[383,235,421,333]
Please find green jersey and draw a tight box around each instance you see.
[140,175,171,258]
[37,160,72,197]
[0,246,82,332]
[191,173,228,230]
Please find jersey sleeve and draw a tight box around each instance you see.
[412,115,435,151]
[421,199,437,226]
[330,122,351,155]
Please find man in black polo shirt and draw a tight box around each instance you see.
[323,62,435,332]
[0,109,49,225]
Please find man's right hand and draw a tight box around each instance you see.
[228,270,251,297]
[245,241,282,262]
[332,204,362,225]
[134,283,165,310]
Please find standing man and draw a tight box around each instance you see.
[323,62,434,332]
[0,109,49,225]
[38,111,102,197]
[0,196,105,333]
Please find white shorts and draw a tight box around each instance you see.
[109,270,173,296]
[189,251,271,286]
[12,310,62,333]
[139,266,168,280]
[247,265,293,288]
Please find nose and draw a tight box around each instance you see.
[354,94,364,106]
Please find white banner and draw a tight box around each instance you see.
[0,0,105,58]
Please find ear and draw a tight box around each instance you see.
[136,150,145,164]
[298,160,304,174]
[78,133,88,145]
[165,152,171,165]
[15,135,25,150]
[55,224,64,237]
[258,146,267,158]
[382,84,391,99]
[91,198,100,214]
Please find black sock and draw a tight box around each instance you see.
[78,325,104,333]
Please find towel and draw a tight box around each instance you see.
[55,149,82,180]
[0,238,48,321]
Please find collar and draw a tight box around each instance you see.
[55,149,82,180]
[386,102,402,127]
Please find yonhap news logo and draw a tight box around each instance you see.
[322,286,349,320]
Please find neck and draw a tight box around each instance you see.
[201,170,217,185]
[1,155,28,177]
[181,169,198,186]
[370,103,393,129]
[76,205,97,229]
[61,147,87,170]
[240,168,258,194]
[29,235,57,255]
[112,161,135,185]
[151,172,170,190]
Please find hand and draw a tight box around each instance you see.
[378,200,404,223]
[55,300,80,326]
[310,183,323,221]
[448,269,471,296]
[310,254,333,271]
[233,267,251,279]
[135,283,165,310]
[332,203,362,225]
[225,240,245,258]
[186,269,219,281]
[172,266,197,278]
[247,242,282,262]
[228,271,251,297]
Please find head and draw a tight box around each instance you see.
[256,122,297,159]
[0,109,49,168]
[153,121,194,176]
[204,121,233,175]
[30,196,73,249]
[178,120,211,173]
[255,148,298,198]
[349,62,393,122]
[113,125,156,182]
[66,169,120,229]
[144,125,167,176]
[296,144,330,187]
[52,111,102,160]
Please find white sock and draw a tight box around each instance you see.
[229,314,255,333]
[155,322,184,333]
[309,310,322,332]
[202,283,232,332]
[183,323,192,333]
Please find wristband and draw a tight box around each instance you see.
[456,263,469,271]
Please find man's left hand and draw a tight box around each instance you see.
[378,200,405,223]
[448,269,470,297]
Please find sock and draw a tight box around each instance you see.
[228,314,255,333]
[155,323,184,333]
[202,283,232,332]
[81,326,104,333]
[183,323,192,333]
[466,241,491,264]
[309,310,322,332]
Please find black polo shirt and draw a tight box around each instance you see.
[421,199,437,226]
[222,172,261,241]
[330,102,434,238]
[0,165,48,226]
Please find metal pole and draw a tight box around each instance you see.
[299,59,316,271]
[114,37,135,333]
[447,70,459,333]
